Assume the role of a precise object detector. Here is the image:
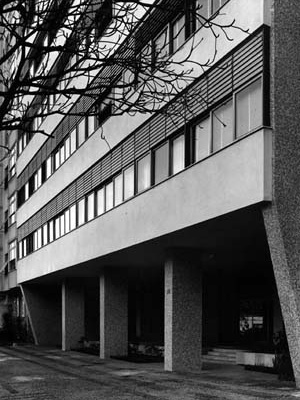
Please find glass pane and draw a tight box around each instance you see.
[70,129,76,154]
[60,214,65,236]
[55,150,60,170]
[23,239,27,257]
[43,223,48,246]
[124,165,134,200]
[172,135,185,174]
[88,115,95,136]
[78,198,86,226]
[18,242,23,259]
[87,193,95,221]
[65,137,70,159]
[37,228,42,248]
[55,217,60,239]
[196,0,209,25]
[154,143,169,184]
[236,79,262,138]
[97,188,105,215]
[65,209,70,233]
[70,204,76,230]
[212,0,221,14]
[105,182,114,211]
[33,232,37,251]
[114,174,123,206]
[137,154,151,192]
[77,119,86,147]
[49,220,54,242]
[172,14,185,52]
[212,99,233,151]
[194,117,210,161]
[46,157,52,179]
[60,145,65,164]
[154,28,169,60]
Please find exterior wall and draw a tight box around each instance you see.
[262,0,300,386]
[18,129,271,282]
[16,0,268,228]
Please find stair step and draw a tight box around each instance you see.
[207,351,236,358]
[202,357,236,364]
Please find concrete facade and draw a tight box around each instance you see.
[2,0,300,387]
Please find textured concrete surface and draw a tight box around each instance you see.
[100,268,128,358]
[165,250,202,372]
[262,0,300,387]
[0,345,297,400]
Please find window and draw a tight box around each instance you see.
[54,149,60,170]
[195,0,210,28]
[37,228,42,249]
[114,174,123,206]
[9,145,16,177]
[77,198,86,226]
[236,79,262,138]
[43,223,48,246]
[212,99,233,152]
[9,240,16,261]
[70,204,76,230]
[60,144,65,164]
[65,209,70,233]
[18,241,23,259]
[97,188,105,215]
[23,239,27,257]
[153,28,169,65]
[87,193,95,221]
[77,118,86,147]
[137,154,151,192]
[37,167,42,187]
[94,0,113,39]
[49,220,54,242]
[70,129,77,154]
[212,0,227,15]
[194,117,211,162]
[60,214,65,236]
[123,165,134,200]
[65,137,70,159]
[171,134,185,174]
[46,156,52,179]
[88,115,95,136]
[154,143,169,184]
[55,216,61,239]
[25,182,29,201]
[172,14,185,53]
[8,194,16,225]
[105,182,114,211]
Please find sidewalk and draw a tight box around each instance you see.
[0,344,298,400]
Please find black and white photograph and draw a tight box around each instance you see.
[0,0,299,398]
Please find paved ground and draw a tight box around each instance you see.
[0,345,299,399]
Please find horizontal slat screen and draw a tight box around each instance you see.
[18,27,267,240]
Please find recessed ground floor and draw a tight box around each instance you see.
[3,205,293,379]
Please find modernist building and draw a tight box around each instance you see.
[2,0,300,386]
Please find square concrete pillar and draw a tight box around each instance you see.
[99,268,128,359]
[62,280,85,351]
[164,251,202,372]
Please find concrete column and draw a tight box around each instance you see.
[21,284,61,346]
[99,268,128,359]
[62,280,85,351]
[164,250,202,372]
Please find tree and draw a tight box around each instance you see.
[0,0,248,150]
